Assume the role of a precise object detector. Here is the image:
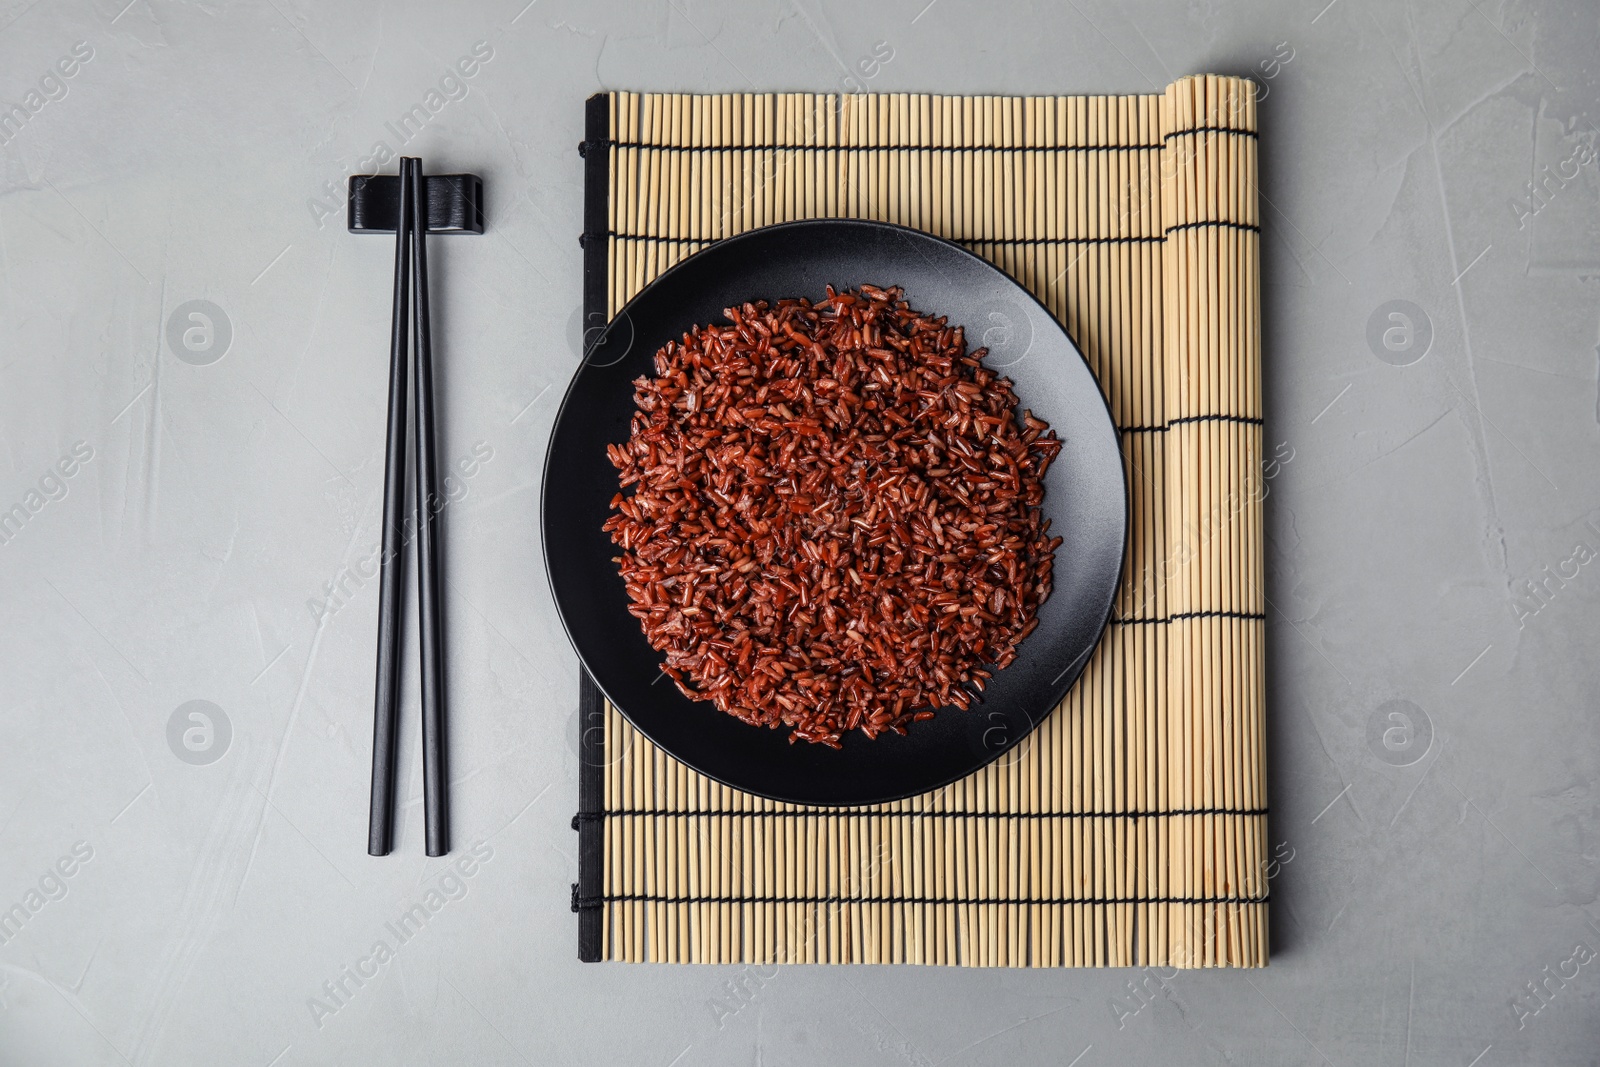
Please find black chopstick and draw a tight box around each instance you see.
[408,157,450,857]
[367,159,413,857]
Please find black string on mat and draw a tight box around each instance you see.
[1119,414,1265,434]
[581,122,1255,157]
[574,893,1271,909]
[582,140,1168,156]
[578,807,1268,822]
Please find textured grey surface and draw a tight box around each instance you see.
[1,0,1598,1064]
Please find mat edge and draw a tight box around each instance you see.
[574,90,611,965]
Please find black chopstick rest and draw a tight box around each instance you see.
[350,158,484,857]
[348,173,486,234]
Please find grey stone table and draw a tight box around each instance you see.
[1,0,1596,1063]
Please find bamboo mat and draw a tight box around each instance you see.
[572,75,1266,967]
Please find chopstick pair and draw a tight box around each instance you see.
[347,159,485,857]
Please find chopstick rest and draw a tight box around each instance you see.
[347,172,485,235]
[348,159,485,857]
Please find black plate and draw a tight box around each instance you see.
[543,219,1126,806]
